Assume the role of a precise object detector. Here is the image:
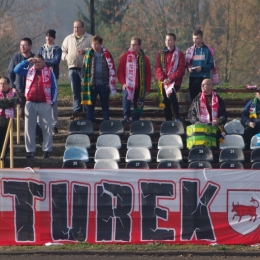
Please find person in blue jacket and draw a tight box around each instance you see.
[186,30,214,101]
[14,54,58,159]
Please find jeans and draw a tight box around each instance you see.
[87,84,110,122]
[68,68,82,112]
[122,89,141,122]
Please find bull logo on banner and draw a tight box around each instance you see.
[228,191,260,235]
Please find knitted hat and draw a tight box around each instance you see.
[46,29,56,39]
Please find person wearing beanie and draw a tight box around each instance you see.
[37,29,61,134]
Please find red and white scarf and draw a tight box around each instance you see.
[0,89,14,118]
[25,65,52,104]
[125,50,137,102]
[164,46,180,97]
[186,44,219,84]
[102,47,117,95]
[199,91,219,123]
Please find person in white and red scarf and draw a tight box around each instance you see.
[14,54,58,159]
[118,36,151,123]
[188,79,226,126]
[0,77,19,156]
[155,33,185,121]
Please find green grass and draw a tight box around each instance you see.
[57,83,252,101]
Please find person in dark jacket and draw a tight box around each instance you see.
[241,87,260,149]
[37,29,61,134]
[188,79,227,125]
[7,38,34,119]
[82,35,117,122]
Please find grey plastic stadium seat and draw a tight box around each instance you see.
[220,161,244,169]
[99,120,124,135]
[219,134,245,149]
[157,147,182,162]
[250,135,260,150]
[125,160,149,169]
[69,119,94,135]
[96,134,122,149]
[94,147,120,162]
[219,148,245,162]
[158,134,183,149]
[62,160,87,169]
[188,161,212,169]
[188,147,213,162]
[63,147,89,162]
[125,147,151,162]
[160,121,185,136]
[65,134,91,149]
[130,120,154,136]
[250,148,260,163]
[94,160,119,169]
[127,134,152,149]
[251,162,260,169]
[157,160,181,169]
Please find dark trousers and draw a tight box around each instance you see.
[17,95,26,119]
[87,84,110,122]
[189,77,207,101]
[163,87,179,121]
[244,125,260,149]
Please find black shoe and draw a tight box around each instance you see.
[53,127,58,134]
[122,117,131,124]
[26,152,34,158]
[43,152,50,158]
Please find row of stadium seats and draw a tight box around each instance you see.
[63,159,260,169]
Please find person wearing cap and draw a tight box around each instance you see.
[61,20,92,113]
[241,87,260,149]
[37,29,61,134]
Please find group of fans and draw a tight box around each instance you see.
[0,20,258,160]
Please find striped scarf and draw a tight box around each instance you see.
[249,97,258,119]
[82,47,117,105]
[158,46,180,108]
[199,91,219,123]
[125,49,146,114]
[81,49,92,105]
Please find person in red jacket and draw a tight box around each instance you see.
[118,36,151,123]
[155,33,185,121]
